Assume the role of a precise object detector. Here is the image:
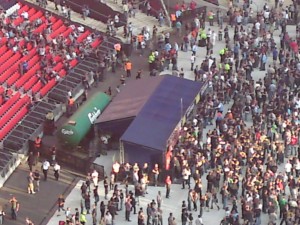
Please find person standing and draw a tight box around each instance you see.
[157,191,162,209]
[91,170,99,187]
[152,164,160,186]
[124,60,132,77]
[138,207,145,225]
[57,195,65,215]
[26,217,34,225]
[165,176,172,198]
[190,54,196,71]
[0,207,5,225]
[27,152,35,171]
[112,161,120,181]
[80,211,87,225]
[195,215,203,225]
[125,197,132,222]
[92,204,97,225]
[53,162,61,181]
[27,172,35,194]
[42,159,50,181]
[9,196,19,220]
[33,169,40,192]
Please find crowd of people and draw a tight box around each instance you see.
[1,0,300,224]
[66,0,300,225]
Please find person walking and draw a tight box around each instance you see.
[165,176,172,198]
[27,172,35,194]
[0,207,5,225]
[27,152,35,171]
[33,170,41,191]
[9,196,19,220]
[124,60,132,77]
[125,197,132,222]
[57,195,65,215]
[92,204,97,225]
[80,211,87,225]
[53,162,60,181]
[42,159,50,181]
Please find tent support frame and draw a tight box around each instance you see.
[119,141,125,164]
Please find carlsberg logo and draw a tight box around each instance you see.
[61,129,74,135]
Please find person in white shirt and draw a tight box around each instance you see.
[285,160,292,177]
[42,160,50,181]
[21,11,29,20]
[104,211,112,225]
[91,170,99,187]
[54,163,61,181]
[195,215,203,225]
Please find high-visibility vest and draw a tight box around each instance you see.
[225,63,230,71]
[171,14,176,21]
[148,55,155,63]
[35,138,41,148]
[219,49,225,55]
[125,62,132,70]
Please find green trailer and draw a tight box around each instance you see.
[58,92,111,147]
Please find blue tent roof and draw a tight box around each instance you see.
[120,75,203,152]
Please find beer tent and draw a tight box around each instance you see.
[95,75,204,165]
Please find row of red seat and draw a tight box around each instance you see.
[0,2,103,140]
[0,95,30,129]
[0,102,29,140]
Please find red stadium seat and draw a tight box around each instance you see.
[14,63,40,89]
[51,19,64,31]
[0,105,28,140]
[40,79,56,97]
[0,93,21,118]
[0,45,7,56]
[0,50,14,65]
[17,5,29,15]
[50,25,67,39]
[31,81,43,94]
[0,52,21,74]
[77,30,91,43]
[69,59,78,67]
[91,39,101,48]
[0,97,29,129]
[29,11,43,22]
[5,71,20,86]
[23,76,38,92]
[62,27,73,38]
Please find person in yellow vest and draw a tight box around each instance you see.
[224,63,230,72]
[80,211,87,225]
[208,10,215,26]
[170,13,176,27]
[124,60,132,77]
[219,48,225,63]
[148,52,155,71]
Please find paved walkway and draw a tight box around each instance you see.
[25,0,172,41]
[0,162,77,225]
